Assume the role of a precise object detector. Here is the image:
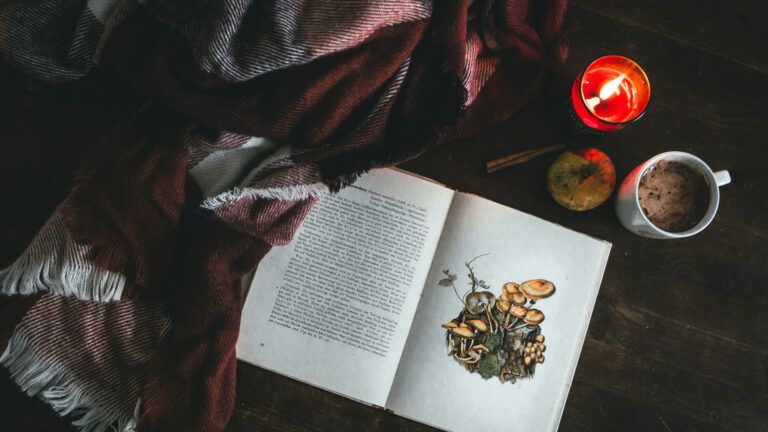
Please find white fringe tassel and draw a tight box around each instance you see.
[200,182,330,210]
[0,212,125,302]
[1,329,137,432]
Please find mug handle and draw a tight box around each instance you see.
[713,170,731,187]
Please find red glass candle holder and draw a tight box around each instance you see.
[568,55,651,134]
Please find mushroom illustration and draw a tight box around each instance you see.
[443,267,556,382]
[466,319,488,332]
[450,327,474,338]
[496,299,511,313]
[501,304,528,330]
[510,305,529,319]
[519,279,556,300]
[464,291,496,315]
[502,282,520,296]
[452,339,491,364]
[509,292,527,306]
[523,309,545,325]
[452,336,493,365]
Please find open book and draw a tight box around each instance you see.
[237,168,611,431]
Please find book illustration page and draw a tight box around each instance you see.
[386,192,611,432]
[237,169,454,407]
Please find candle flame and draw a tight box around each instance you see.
[585,96,600,111]
[584,73,626,111]
[598,74,626,100]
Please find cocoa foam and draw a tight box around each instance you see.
[638,160,709,232]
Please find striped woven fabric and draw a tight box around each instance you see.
[0,0,568,430]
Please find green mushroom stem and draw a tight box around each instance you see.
[502,315,520,330]
[485,304,499,334]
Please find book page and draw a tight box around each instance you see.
[387,192,611,431]
[237,169,454,407]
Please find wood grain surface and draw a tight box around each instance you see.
[0,2,766,431]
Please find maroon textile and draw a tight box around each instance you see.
[0,1,568,431]
[141,203,314,431]
[60,109,191,300]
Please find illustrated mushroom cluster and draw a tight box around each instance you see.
[439,261,556,384]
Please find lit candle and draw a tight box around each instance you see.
[570,55,651,133]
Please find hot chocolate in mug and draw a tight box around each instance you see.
[615,151,730,239]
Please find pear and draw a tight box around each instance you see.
[547,147,616,211]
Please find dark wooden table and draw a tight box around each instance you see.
[1,1,767,431]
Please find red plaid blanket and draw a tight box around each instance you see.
[0,0,567,430]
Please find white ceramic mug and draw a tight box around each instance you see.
[615,151,731,239]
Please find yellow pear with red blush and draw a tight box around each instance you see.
[547,147,616,211]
